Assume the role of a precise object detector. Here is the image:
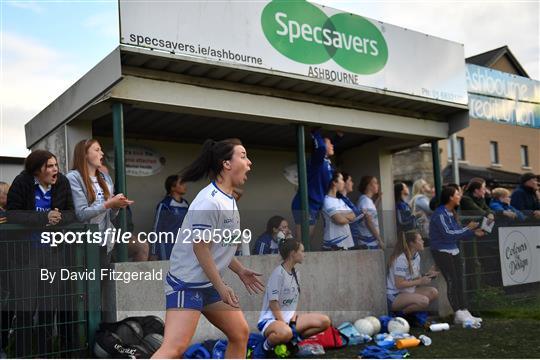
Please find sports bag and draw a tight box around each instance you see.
[299,326,348,349]
[94,316,164,358]
[337,322,370,345]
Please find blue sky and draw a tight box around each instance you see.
[4,0,118,68]
[1,0,539,159]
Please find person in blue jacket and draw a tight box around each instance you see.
[510,172,540,222]
[253,216,292,255]
[429,184,485,326]
[394,182,417,233]
[291,129,342,241]
[149,174,189,260]
[489,187,525,223]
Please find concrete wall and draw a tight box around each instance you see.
[105,250,388,342]
[105,249,453,342]
[31,126,68,173]
[392,145,435,186]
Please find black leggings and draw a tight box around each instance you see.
[431,250,465,311]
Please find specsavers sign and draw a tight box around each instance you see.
[498,226,540,287]
[119,0,467,104]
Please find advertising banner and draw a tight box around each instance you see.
[466,64,540,128]
[119,0,468,105]
[498,226,540,287]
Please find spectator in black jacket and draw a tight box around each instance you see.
[4,150,75,357]
[7,150,75,225]
[460,177,494,222]
[511,172,540,221]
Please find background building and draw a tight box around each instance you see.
[394,46,540,188]
[0,156,25,184]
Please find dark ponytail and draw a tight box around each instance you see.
[328,171,342,192]
[394,182,405,204]
[440,184,460,206]
[181,138,242,183]
[278,238,301,260]
[440,183,461,221]
[278,238,302,293]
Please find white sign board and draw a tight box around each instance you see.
[498,226,540,287]
[106,146,165,177]
[119,0,468,105]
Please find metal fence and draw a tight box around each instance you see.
[0,223,101,358]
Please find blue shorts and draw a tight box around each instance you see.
[166,286,222,310]
[257,319,275,335]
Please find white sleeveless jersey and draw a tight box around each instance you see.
[166,182,240,290]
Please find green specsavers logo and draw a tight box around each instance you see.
[261,0,388,74]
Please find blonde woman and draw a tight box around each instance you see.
[410,179,434,239]
[0,181,9,223]
[387,230,439,313]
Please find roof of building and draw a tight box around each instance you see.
[442,163,522,187]
[466,45,529,78]
[0,156,25,165]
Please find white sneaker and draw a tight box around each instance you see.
[463,309,483,323]
[454,310,469,325]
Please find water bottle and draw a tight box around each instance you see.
[361,334,372,343]
[463,319,481,329]
[396,338,421,349]
[429,323,450,332]
[419,335,432,346]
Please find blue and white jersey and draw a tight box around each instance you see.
[151,195,189,260]
[322,195,354,249]
[33,178,52,246]
[166,182,240,291]
[387,253,421,296]
[34,178,52,213]
[253,233,279,255]
[291,131,334,212]
[357,195,380,239]
[258,265,300,327]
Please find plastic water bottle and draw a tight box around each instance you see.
[429,323,450,332]
[360,334,372,343]
[463,319,481,329]
[419,335,432,346]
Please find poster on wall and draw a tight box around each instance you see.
[119,0,468,105]
[498,226,540,287]
[106,145,165,177]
